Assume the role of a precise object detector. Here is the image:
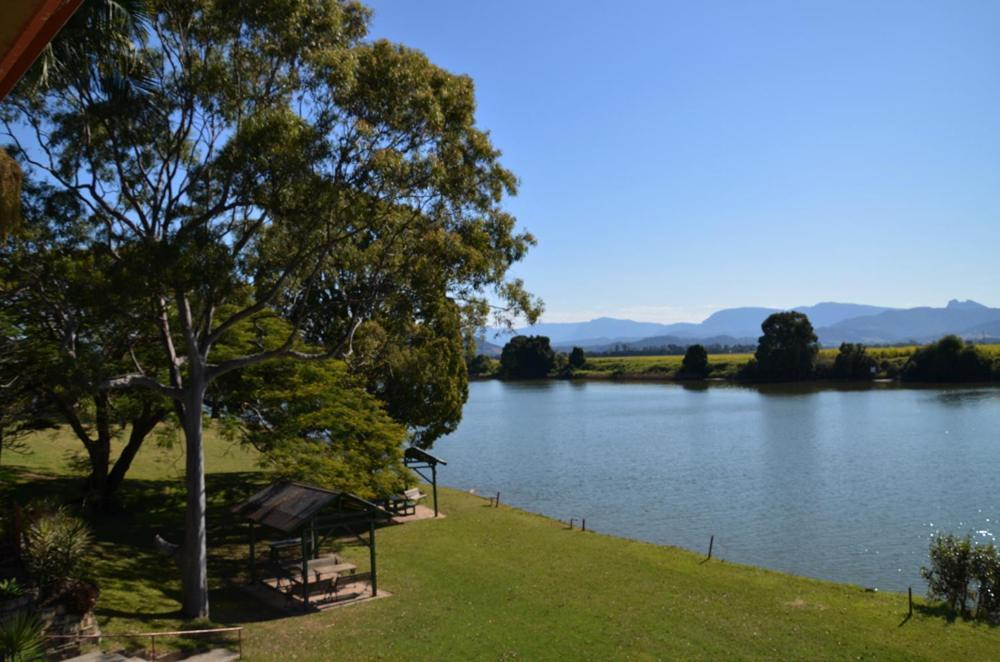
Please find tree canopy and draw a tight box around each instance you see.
[3,0,539,618]
[744,312,818,381]
[500,336,555,379]
[831,343,876,380]
[901,336,993,382]
[679,344,709,378]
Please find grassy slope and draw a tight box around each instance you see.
[4,430,1000,660]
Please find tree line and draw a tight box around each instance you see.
[477,311,1000,382]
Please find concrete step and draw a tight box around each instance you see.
[60,652,136,662]
[61,649,235,661]
[183,650,239,662]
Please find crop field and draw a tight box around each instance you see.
[582,344,1000,380]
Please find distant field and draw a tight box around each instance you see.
[583,344,1000,379]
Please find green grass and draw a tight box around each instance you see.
[4,433,1000,660]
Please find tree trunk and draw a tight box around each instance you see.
[103,407,166,501]
[180,382,209,620]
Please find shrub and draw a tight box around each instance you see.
[467,354,499,377]
[58,580,99,615]
[921,533,1000,622]
[0,578,22,600]
[678,344,709,379]
[832,343,876,380]
[23,510,93,594]
[0,610,44,661]
[499,336,556,379]
[568,347,586,369]
[901,336,993,382]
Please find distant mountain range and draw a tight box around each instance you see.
[479,300,1000,354]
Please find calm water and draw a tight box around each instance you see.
[436,380,1000,592]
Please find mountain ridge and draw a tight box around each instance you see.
[483,300,1000,350]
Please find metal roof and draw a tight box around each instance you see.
[404,447,447,466]
[232,481,391,534]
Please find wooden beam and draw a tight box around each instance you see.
[0,0,84,100]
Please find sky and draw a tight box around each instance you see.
[366,0,1000,324]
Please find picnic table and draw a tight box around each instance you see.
[281,555,357,584]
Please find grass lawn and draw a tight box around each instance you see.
[3,430,1000,660]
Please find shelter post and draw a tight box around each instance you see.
[301,534,310,608]
[369,519,377,596]
[249,520,256,583]
[432,464,438,517]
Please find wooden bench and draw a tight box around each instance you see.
[383,487,427,516]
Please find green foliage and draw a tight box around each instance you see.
[744,312,818,381]
[499,336,556,379]
[6,0,541,617]
[360,297,470,448]
[901,336,994,382]
[0,149,22,239]
[0,578,22,600]
[0,610,44,662]
[236,360,409,500]
[922,534,1000,622]
[832,343,876,380]
[23,507,93,593]
[568,346,586,369]
[467,354,499,377]
[679,344,710,378]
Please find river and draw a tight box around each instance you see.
[436,379,1000,591]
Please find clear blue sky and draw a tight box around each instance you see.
[369,1,1000,323]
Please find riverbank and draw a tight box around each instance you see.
[4,430,1000,659]
[479,344,1000,382]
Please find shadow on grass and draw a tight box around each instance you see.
[5,467,280,628]
[911,601,998,628]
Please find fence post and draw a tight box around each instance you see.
[908,586,913,617]
[495,491,500,507]
[151,635,156,661]
[582,518,586,532]
[707,535,714,560]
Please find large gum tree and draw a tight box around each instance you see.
[3,0,539,618]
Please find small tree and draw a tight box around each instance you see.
[467,354,498,377]
[679,344,709,378]
[750,312,818,380]
[832,343,876,380]
[500,336,555,379]
[922,533,1000,621]
[568,346,586,369]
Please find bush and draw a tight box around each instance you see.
[467,354,499,377]
[678,344,709,379]
[568,347,586,369]
[921,533,1000,622]
[0,578,22,600]
[23,509,93,594]
[0,610,44,661]
[832,343,876,380]
[499,336,556,379]
[58,580,99,615]
[901,336,993,382]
